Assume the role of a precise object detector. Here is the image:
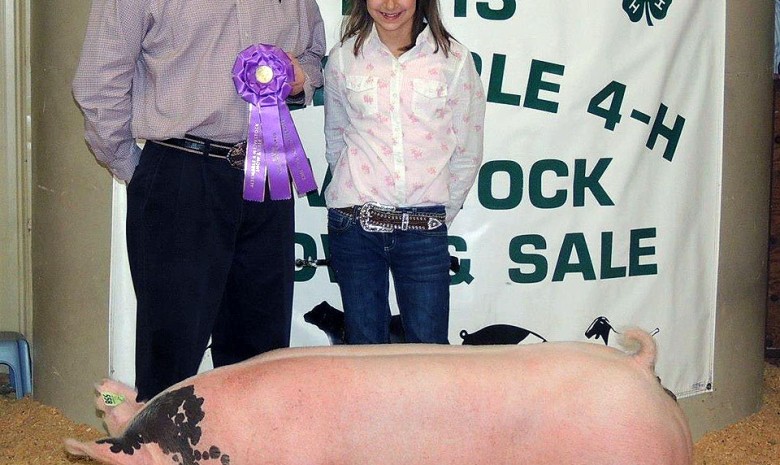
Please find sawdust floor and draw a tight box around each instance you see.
[0,362,778,465]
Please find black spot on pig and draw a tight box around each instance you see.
[97,385,230,465]
[304,301,405,344]
[460,324,547,345]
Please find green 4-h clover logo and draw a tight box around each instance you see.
[623,0,673,26]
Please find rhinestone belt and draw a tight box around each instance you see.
[336,202,445,233]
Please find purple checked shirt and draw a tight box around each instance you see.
[72,0,326,182]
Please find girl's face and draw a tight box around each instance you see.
[366,0,417,53]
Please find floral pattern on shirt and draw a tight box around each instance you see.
[324,26,486,225]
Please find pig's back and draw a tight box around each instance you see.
[193,342,692,465]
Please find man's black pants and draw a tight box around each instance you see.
[126,141,294,401]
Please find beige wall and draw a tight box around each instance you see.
[30,1,111,426]
[28,0,772,436]
[676,0,774,438]
[1,0,32,336]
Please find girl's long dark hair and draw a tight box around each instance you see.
[341,0,453,57]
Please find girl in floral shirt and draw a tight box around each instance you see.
[324,0,486,344]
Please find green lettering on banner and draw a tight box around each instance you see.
[477,159,614,210]
[574,158,614,207]
[647,104,685,162]
[454,0,467,17]
[529,159,568,209]
[553,233,597,282]
[295,233,318,282]
[312,56,328,107]
[600,231,627,279]
[477,160,523,209]
[448,236,475,285]
[312,87,324,107]
[508,228,658,283]
[320,233,337,283]
[587,82,686,161]
[588,81,627,130]
[629,228,658,276]
[306,167,333,208]
[508,235,548,284]
[471,52,482,75]
[294,233,338,284]
[524,60,564,113]
[487,54,522,106]
[454,0,517,19]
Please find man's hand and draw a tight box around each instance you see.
[286,53,305,97]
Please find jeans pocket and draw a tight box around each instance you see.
[327,208,355,233]
[410,224,449,239]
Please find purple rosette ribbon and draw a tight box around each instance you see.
[232,44,318,201]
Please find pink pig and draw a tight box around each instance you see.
[65,329,693,465]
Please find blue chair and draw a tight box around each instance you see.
[0,331,32,399]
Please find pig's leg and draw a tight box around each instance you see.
[64,438,154,465]
[68,384,232,465]
[95,379,145,436]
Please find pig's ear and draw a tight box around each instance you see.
[64,438,153,465]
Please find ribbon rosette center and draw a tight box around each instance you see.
[255,65,274,84]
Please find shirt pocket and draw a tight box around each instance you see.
[345,75,379,116]
[411,79,448,120]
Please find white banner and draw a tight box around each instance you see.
[110,1,723,399]
[289,0,723,398]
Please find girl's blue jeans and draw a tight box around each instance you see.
[327,206,451,344]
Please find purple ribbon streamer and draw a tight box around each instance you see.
[232,44,318,201]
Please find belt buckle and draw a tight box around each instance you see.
[227,141,247,170]
[359,202,395,233]
[426,217,444,230]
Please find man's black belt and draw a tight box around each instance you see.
[336,202,446,232]
[151,135,246,170]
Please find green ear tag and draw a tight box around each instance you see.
[100,391,126,407]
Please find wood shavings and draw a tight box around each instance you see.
[694,362,780,465]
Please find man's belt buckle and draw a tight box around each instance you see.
[226,141,247,170]
[359,202,395,233]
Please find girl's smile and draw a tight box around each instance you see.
[368,0,417,55]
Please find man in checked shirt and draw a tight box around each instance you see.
[72,0,326,402]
